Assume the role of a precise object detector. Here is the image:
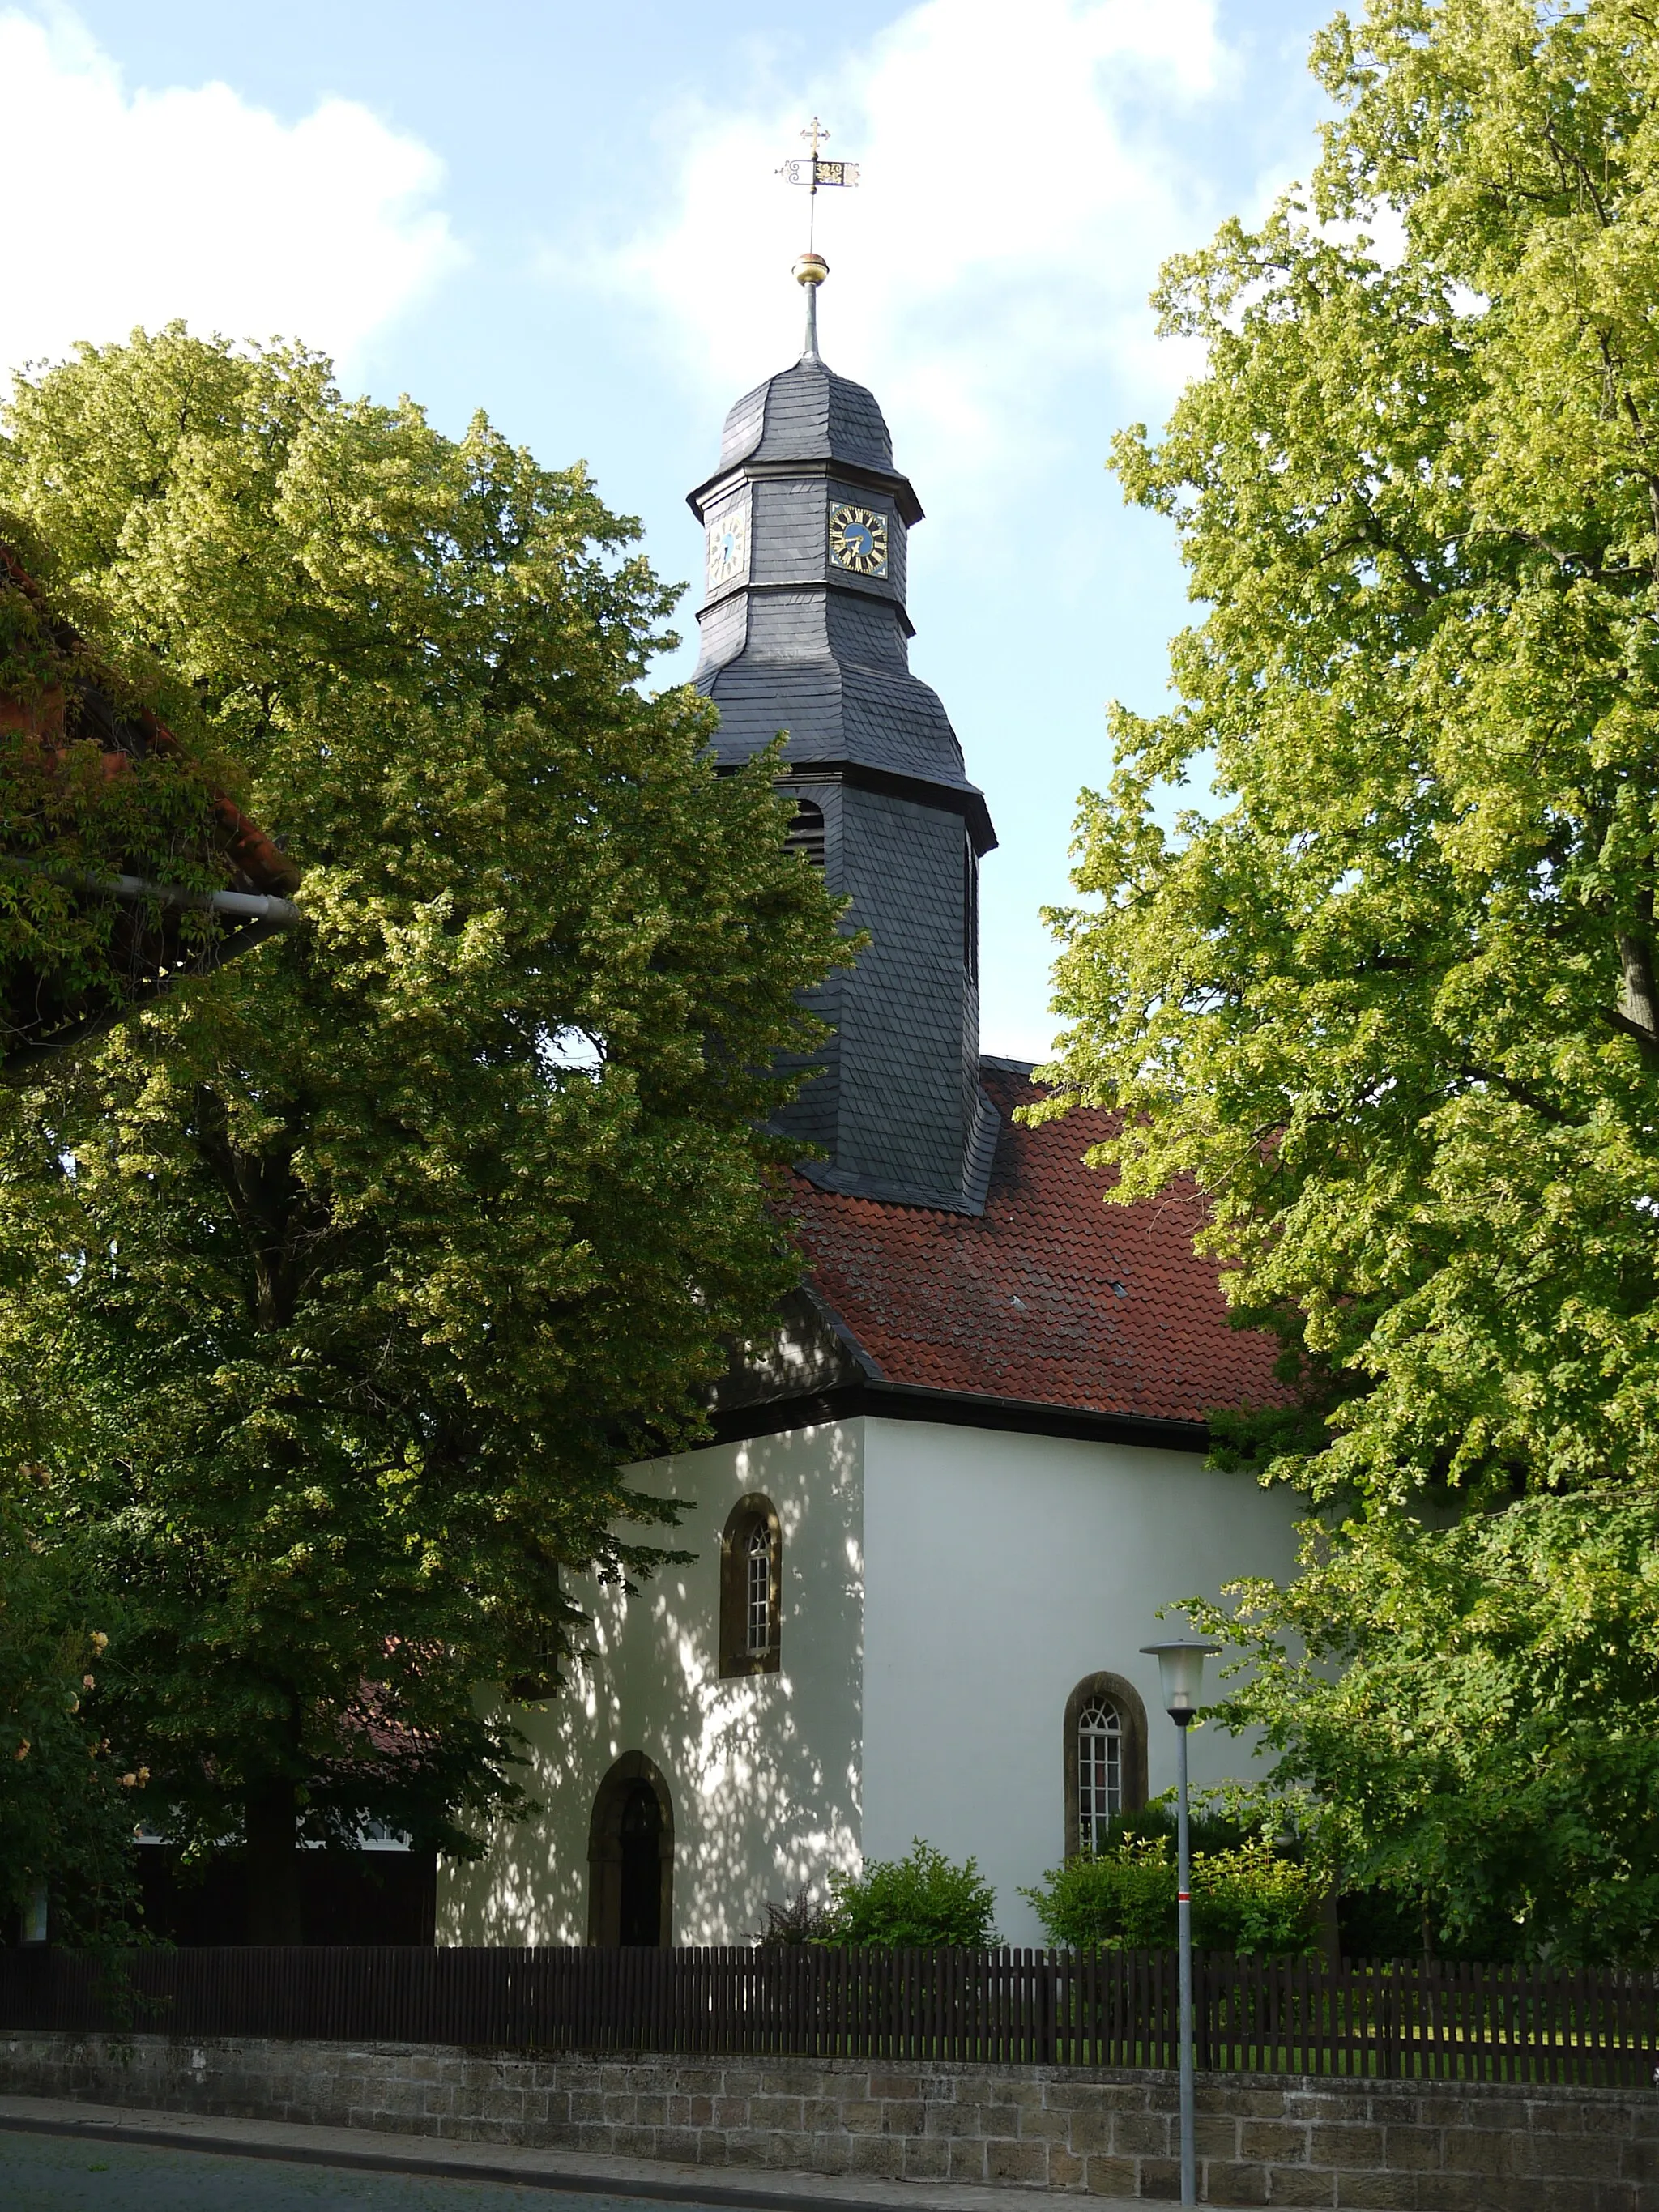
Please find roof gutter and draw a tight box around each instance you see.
[2,857,303,929]
[0,866,304,1083]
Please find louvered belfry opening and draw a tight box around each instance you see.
[785,796,826,867]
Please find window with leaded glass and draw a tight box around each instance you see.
[1077,1698,1121,1854]
[719,1494,781,1677]
[746,1522,772,1656]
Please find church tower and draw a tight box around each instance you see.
[688,260,1000,1212]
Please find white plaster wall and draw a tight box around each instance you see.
[440,1421,865,1946]
[859,1420,1305,1947]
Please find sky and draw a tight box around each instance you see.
[0,0,1337,1061]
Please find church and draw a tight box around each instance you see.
[441,265,1302,1952]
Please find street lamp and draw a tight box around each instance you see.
[1142,1637,1221,2209]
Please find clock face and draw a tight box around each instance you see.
[706,505,750,590]
[829,503,889,578]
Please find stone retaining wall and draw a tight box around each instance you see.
[0,2031,1645,2210]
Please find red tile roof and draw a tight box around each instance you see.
[0,539,298,904]
[790,1063,1285,1426]
[1,540,301,1074]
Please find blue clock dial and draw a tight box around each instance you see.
[706,503,750,589]
[829,502,889,578]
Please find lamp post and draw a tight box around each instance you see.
[1142,1637,1220,2209]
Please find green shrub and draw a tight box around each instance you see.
[1095,1798,1252,1857]
[822,1839,998,1948]
[1199,1839,1324,1957]
[1024,1835,1176,1950]
[1021,1835,1321,1957]
[751,1882,832,1946]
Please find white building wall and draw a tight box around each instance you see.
[441,1413,1304,1952]
[859,1418,1305,1946]
[440,1421,866,1946]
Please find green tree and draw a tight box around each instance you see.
[822,1840,999,1948]
[0,327,842,1940]
[1035,0,1659,1953]
[1191,1490,1659,1963]
[0,1481,139,1942]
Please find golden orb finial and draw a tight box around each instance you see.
[793,250,829,287]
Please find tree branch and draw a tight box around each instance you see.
[1456,1063,1585,1129]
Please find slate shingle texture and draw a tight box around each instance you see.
[791,1063,1286,1422]
[689,346,990,1205]
[719,360,897,475]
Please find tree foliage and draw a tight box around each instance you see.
[1043,0,1659,1503]
[0,327,843,1936]
[0,548,234,1062]
[1192,1490,1659,1963]
[0,1481,139,1941]
[1036,0,1659,1954]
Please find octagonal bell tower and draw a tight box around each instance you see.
[688,265,999,1212]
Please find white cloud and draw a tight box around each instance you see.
[600,0,1231,500]
[0,9,461,385]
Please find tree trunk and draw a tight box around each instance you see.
[245,1778,303,1945]
[1608,931,1659,1062]
[1619,931,1659,1042]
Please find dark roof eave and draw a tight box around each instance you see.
[708,754,998,858]
[688,455,924,526]
[707,1375,1213,1454]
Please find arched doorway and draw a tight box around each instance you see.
[617,1783,663,1946]
[587,1752,673,1947]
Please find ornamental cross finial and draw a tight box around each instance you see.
[778,117,859,363]
[778,115,859,254]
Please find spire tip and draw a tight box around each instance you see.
[793,251,828,364]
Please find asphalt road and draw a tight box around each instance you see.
[0,2132,693,2212]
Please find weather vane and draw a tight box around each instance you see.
[778,118,859,361]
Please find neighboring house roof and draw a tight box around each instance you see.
[717,1059,1286,1450]
[0,541,301,1075]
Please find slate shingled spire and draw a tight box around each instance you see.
[688,285,999,1212]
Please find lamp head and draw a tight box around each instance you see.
[1141,1638,1221,1726]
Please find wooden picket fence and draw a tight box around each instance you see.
[2,1945,1654,2086]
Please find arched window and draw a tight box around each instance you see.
[720,1494,781,1677]
[1064,1672,1150,1858]
[785,796,826,867]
